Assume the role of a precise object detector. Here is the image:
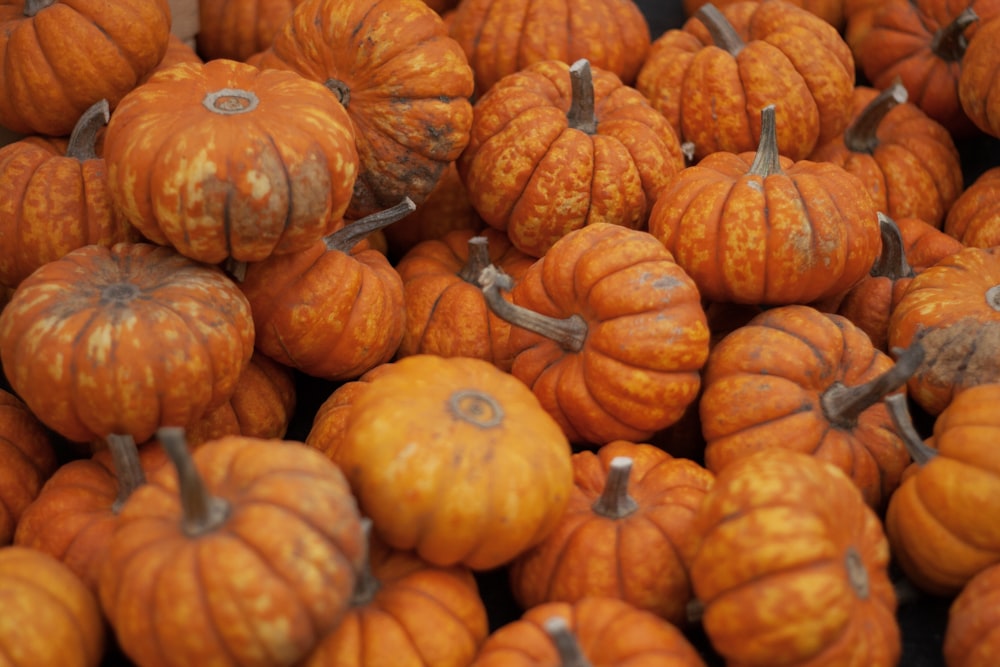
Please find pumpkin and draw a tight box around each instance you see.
[197,0,305,62]
[809,81,963,230]
[943,561,1000,667]
[103,58,359,266]
[336,354,574,570]
[0,388,57,545]
[944,165,1000,248]
[690,448,900,666]
[958,14,1000,138]
[635,0,855,162]
[509,440,715,626]
[98,429,366,667]
[395,229,534,370]
[447,0,651,94]
[238,200,411,381]
[470,597,707,667]
[683,0,846,28]
[648,104,882,305]
[0,242,256,444]
[843,0,884,53]
[141,33,203,84]
[0,0,171,136]
[0,546,106,667]
[459,58,686,258]
[303,519,489,667]
[888,245,1000,415]
[480,223,710,445]
[0,99,136,289]
[884,390,1000,596]
[250,0,474,219]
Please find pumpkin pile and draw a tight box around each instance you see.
[1,0,999,665]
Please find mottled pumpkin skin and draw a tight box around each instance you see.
[509,441,715,626]
[691,449,900,667]
[253,0,474,219]
[305,363,395,464]
[0,389,57,545]
[945,166,1000,248]
[104,59,359,264]
[886,384,1000,596]
[0,0,171,136]
[507,224,710,445]
[959,15,1000,139]
[636,0,855,162]
[448,0,651,94]
[700,305,910,509]
[197,0,306,62]
[0,243,256,444]
[888,246,1000,416]
[683,0,845,28]
[99,436,366,667]
[0,546,106,667]
[459,59,686,258]
[943,562,1000,667]
[139,33,203,84]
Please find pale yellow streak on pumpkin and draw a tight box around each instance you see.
[244,170,273,201]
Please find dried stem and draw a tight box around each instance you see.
[566,59,597,135]
[105,433,146,514]
[351,518,381,606]
[696,3,745,55]
[844,81,908,154]
[931,8,978,62]
[458,236,492,284]
[884,393,938,466]
[66,99,109,161]
[748,105,783,177]
[543,617,593,667]
[325,198,416,254]
[591,457,639,519]
[157,427,231,536]
[821,341,925,428]
[869,213,914,279]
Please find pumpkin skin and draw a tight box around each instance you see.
[958,14,1000,138]
[458,58,686,258]
[251,0,474,219]
[336,354,574,570]
[141,32,203,83]
[509,440,715,626]
[99,434,366,667]
[888,246,1000,416]
[690,448,900,667]
[104,58,359,265]
[944,166,1000,248]
[0,546,106,667]
[943,561,1000,667]
[197,0,306,62]
[0,389,57,545]
[683,0,845,28]
[0,242,256,444]
[0,0,171,136]
[492,223,710,446]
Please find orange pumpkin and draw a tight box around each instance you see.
[683,0,846,28]
[0,388,57,545]
[944,165,1000,247]
[141,32,203,84]
[943,561,1000,667]
[197,0,306,61]
[959,14,1000,138]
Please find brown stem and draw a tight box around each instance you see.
[986,285,1000,311]
[105,433,146,514]
[696,3,745,55]
[870,213,914,279]
[223,257,248,283]
[845,546,870,600]
[821,341,925,429]
[157,427,231,536]
[478,265,587,353]
[566,59,597,135]
[324,78,351,108]
[66,99,109,161]
[457,236,492,284]
[748,105,783,177]
[591,457,639,519]
[686,597,705,624]
[931,8,978,62]
[884,393,937,466]
[543,617,593,667]
[23,0,52,16]
[325,197,416,254]
[844,81,908,154]
[351,518,381,606]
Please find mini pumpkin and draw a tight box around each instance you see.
[944,165,1000,248]
[958,14,1000,138]
[0,388,57,545]
[683,0,846,28]
[943,561,1000,667]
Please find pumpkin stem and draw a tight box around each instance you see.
[884,393,938,466]
[324,198,417,254]
[747,105,783,177]
[324,78,351,108]
[66,99,109,161]
[105,433,146,514]
[686,597,705,624]
[478,265,588,353]
[457,236,492,284]
[543,616,594,667]
[844,546,870,600]
[566,59,598,135]
[202,88,260,115]
[820,341,925,429]
[696,3,745,55]
[449,389,505,428]
[22,0,53,16]
[350,518,381,607]
[870,213,914,279]
[985,285,1000,312]
[223,258,248,283]
[591,457,639,519]
[931,8,978,62]
[157,426,231,536]
[844,81,908,154]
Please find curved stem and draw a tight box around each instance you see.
[543,617,593,667]
[931,8,978,62]
[458,236,492,284]
[23,0,53,16]
[884,393,938,466]
[566,59,597,135]
[748,105,783,177]
[66,99,109,161]
[821,341,925,429]
[478,265,587,353]
[351,518,381,607]
[157,427,231,536]
[591,457,639,519]
[696,3,745,55]
[870,213,914,279]
[844,81,908,154]
[325,198,416,254]
[105,433,146,514]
